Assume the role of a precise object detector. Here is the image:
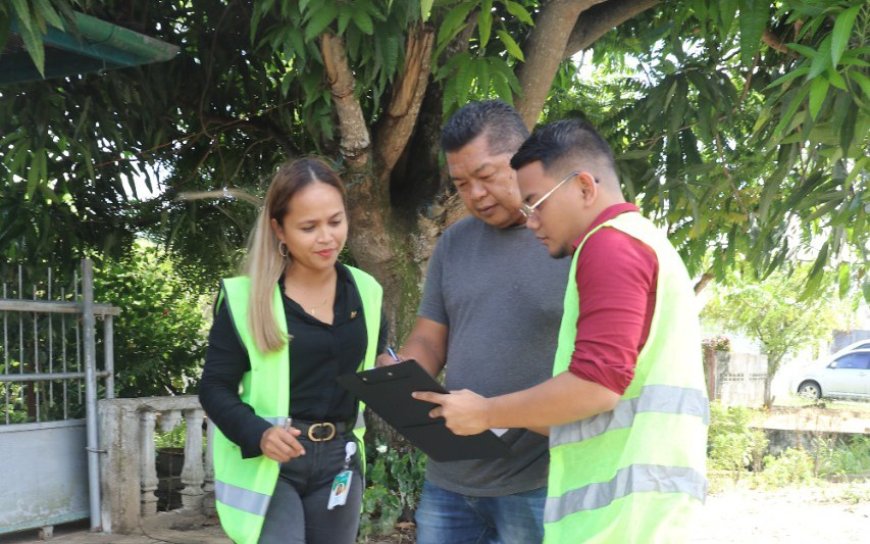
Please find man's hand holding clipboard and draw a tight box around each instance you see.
[412,389,491,436]
[336,359,511,461]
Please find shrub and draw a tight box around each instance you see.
[760,447,815,487]
[707,402,768,478]
[93,243,210,397]
[359,439,427,539]
[815,435,870,479]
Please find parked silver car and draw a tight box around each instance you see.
[796,341,870,400]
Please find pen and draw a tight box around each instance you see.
[386,346,401,362]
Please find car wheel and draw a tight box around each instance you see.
[798,381,821,400]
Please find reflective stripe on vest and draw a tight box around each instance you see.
[545,212,708,544]
[215,480,271,517]
[212,266,383,544]
[550,384,709,448]
[544,464,707,524]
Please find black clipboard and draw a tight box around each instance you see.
[336,360,511,462]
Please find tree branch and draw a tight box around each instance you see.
[516,0,603,128]
[320,32,371,171]
[374,24,435,179]
[694,270,714,294]
[196,110,299,157]
[563,0,660,58]
[762,28,790,54]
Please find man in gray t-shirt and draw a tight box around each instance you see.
[381,101,570,544]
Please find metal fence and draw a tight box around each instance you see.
[0,259,119,535]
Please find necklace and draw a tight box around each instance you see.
[305,297,331,316]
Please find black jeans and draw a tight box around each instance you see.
[258,435,363,544]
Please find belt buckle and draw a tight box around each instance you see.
[307,422,336,442]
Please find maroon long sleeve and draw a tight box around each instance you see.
[567,204,659,395]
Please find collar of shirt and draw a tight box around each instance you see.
[571,202,641,252]
[277,263,363,325]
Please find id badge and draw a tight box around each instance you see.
[327,469,352,510]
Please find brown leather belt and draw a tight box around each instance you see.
[293,420,350,442]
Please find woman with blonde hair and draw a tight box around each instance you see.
[200,157,387,544]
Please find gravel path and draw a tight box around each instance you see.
[693,482,870,543]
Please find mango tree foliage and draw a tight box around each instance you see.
[543,0,869,298]
[1,0,868,337]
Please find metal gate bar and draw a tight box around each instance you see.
[0,259,119,533]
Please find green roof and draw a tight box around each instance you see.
[1,11,179,84]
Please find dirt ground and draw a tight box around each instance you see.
[692,482,870,543]
[366,481,870,543]
[8,482,868,543]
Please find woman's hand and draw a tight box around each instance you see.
[260,425,305,463]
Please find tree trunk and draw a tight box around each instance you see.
[763,354,782,409]
[515,0,596,128]
[763,374,774,409]
[702,345,718,401]
[562,0,661,58]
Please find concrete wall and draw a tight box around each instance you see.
[715,352,768,407]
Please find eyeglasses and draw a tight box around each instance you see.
[519,171,579,219]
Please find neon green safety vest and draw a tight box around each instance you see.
[211,266,382,544]
[545,212,709,543]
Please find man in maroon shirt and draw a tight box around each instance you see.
[414,117,658,432]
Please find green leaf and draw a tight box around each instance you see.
[490,65,512,103]
[489,56,521,93]
[10,0,32,32]
[497,30,524,61]
[338,9,352,35]
[764,66,809,91]
[838,100,857,156]
[837,262,850,298]
[825,68,847,90]
[738,0,768,66]
[0,11,11,54]
[864,280,870,304]
[773,83,810,136]
[831,5,860,67]
[808,76,828,120]
[420,0,434,22]
[352,7,374,35]
[454,56,475,103]
[848,70,870,100]
[436,2,475,49]
[718,0,738,36]
[33,0,64,30]
[304,4,338,42]
[800,242,828,300]
[786,42,818,59]
[17,20,45,76]
[478,0,492,47]
[503,1,534,26]
[26,148,46,198]
[476,58,490,96]
[807,36,832,79]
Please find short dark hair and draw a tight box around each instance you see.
[510,118,616,173]
[441,100,529,155]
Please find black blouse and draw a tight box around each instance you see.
[199,264,387,458]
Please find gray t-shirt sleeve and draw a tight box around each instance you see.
[418,231,449,326]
